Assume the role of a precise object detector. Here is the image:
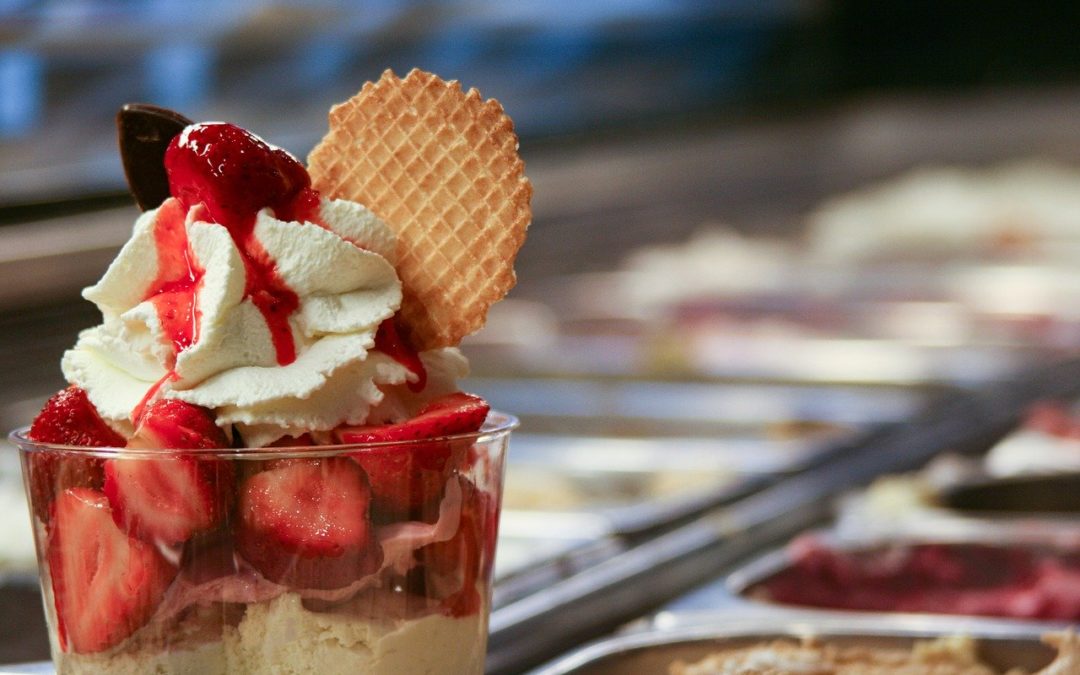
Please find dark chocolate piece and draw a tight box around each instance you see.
[117,104,192,211]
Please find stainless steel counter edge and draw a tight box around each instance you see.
[529,612,1066,675]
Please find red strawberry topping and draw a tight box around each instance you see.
[104,400,233,545]
[236,458,380,590]
[164,122,317,229]
[336,392,489,444]
[336,393,489,518]
[47,488,176,653]
[103,456,234,546]
[351,444,455,520]
[26,387,124,520]
[29,386,125,448]
[131,398,229,450]
[416,478,498,617]
[163,122,315,366]
[141,199,203,360]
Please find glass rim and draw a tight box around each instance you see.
[8,410,518,459]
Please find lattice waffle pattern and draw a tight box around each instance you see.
[308,69,532,350]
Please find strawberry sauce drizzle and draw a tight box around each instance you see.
[374,319,427,392]
[144,199,204,361]
[231,220,300,365]
[276,186,323,227]
[202,196,318,366]
[164,124,325,366]
[131,371,179,424]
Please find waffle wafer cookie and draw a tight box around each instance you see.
[308,68,532,350]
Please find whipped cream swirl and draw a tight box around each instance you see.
[62,197,462,447]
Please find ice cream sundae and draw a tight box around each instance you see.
[12,68,530,674]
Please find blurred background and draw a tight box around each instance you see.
[4,0,1080,409]
[3,0,1080,669]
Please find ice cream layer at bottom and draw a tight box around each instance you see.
[55,593,485,675]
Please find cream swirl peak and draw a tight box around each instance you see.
[63,197,408,445]
[60,122,440,446]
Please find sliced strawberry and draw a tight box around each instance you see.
[336,393,488,519]
[165,122,317,230]
[131,398,230,450]
[104,399,233,545]
[351,443,456,520]
[47,488,176,653]
[104,455,234,545]
[29,386,126,448]
[335,392,490,444]
[25,451,105,523]
[415,479,498,617]
[26,387,124,520]
[236,458,380,590]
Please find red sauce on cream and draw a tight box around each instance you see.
[374,319,427,392]
[163,123,322,366]
[144,198,204,360]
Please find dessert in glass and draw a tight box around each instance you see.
[11,68,530,674]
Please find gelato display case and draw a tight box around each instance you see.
[485,357,1080,675]
[4,5,1080,671]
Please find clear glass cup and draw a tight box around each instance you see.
[10,412,515,675]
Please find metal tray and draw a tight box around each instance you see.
[496,511,616,578]
[530,615,1059,674]
[484,378,939,535]
[834,490,1080,545]
[501,433,827,534]
[725,533,1080,625]
[494,511,624,608]
[504,426,892,535]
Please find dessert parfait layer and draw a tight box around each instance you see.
[14,69,530,675]
[13,415,514,675]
